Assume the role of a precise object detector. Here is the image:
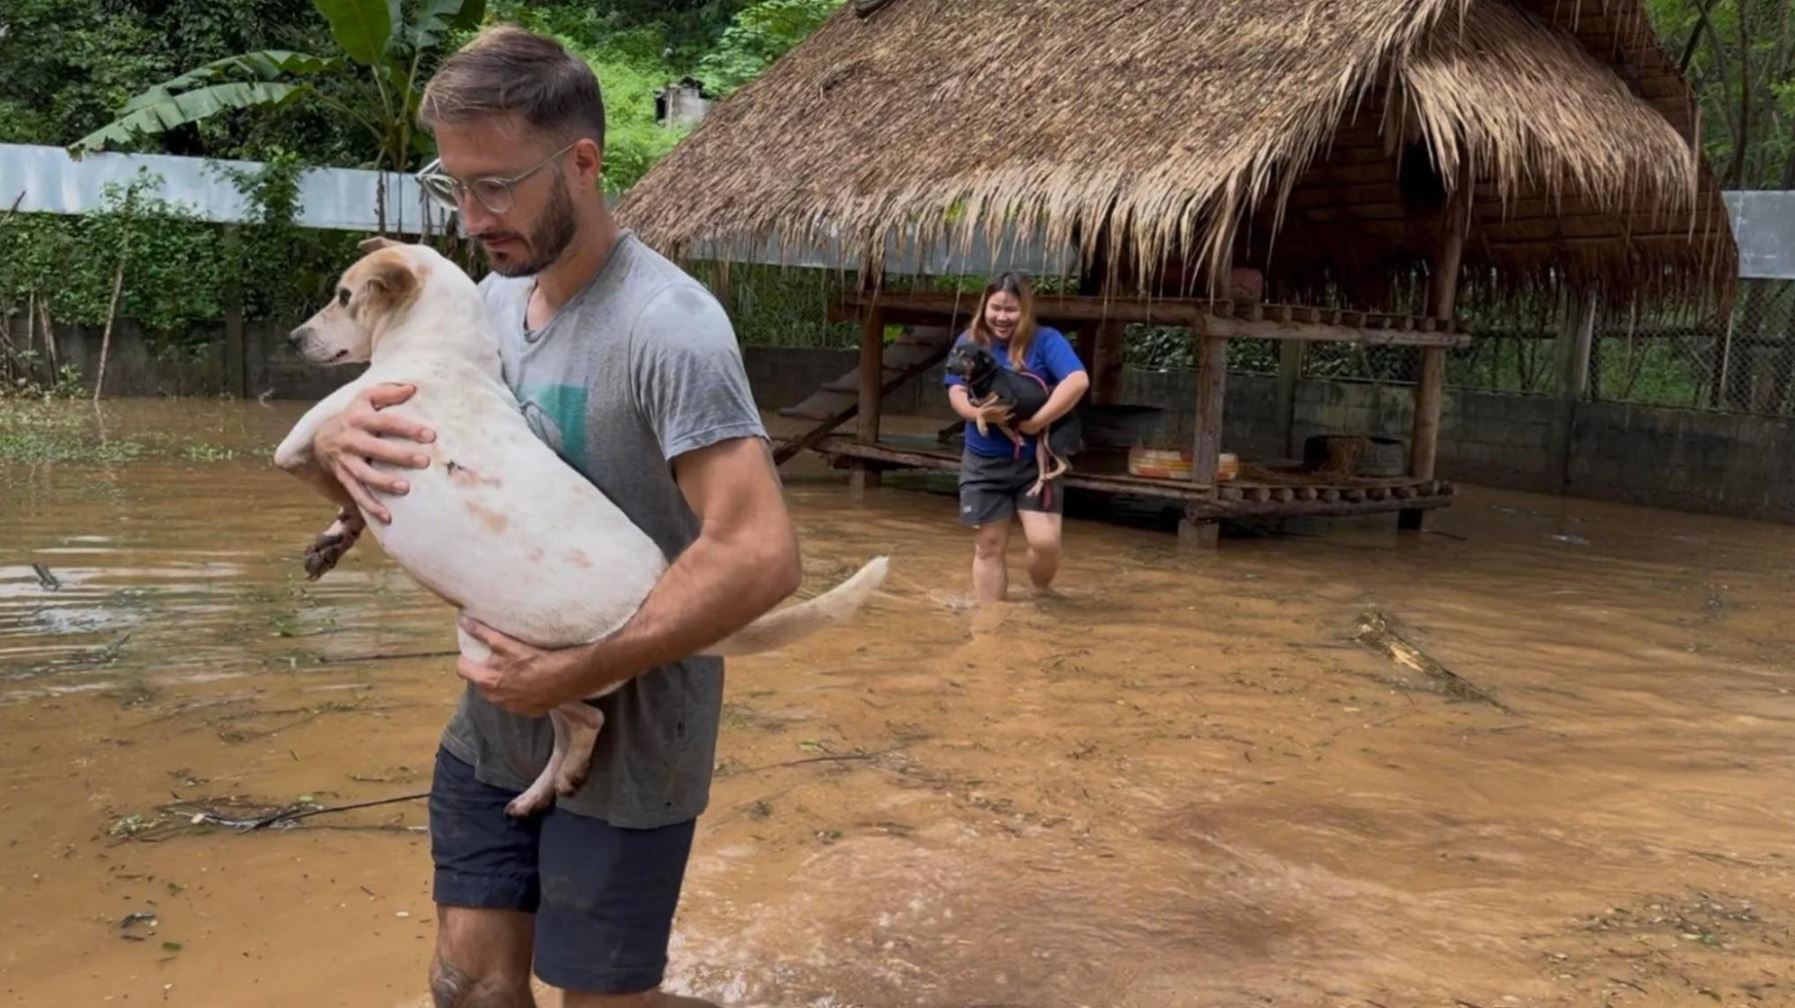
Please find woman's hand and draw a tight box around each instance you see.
[975,400,1014,425]
[1017,416,1047,436]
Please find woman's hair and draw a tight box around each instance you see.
[967,271,1038,370]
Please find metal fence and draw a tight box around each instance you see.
[1287,281,1795,419]
[1591,278,1795,415]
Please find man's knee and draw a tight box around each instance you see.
[430,956,532,1008]
[973,527,1008,559]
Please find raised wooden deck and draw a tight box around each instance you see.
[787,435,1456,520]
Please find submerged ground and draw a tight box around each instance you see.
[2,399,1790,1007]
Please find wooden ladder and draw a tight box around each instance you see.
[772,328,955,466]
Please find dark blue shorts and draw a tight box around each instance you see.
[428,748,696,994]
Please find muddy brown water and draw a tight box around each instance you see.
[2,399,1792,1008]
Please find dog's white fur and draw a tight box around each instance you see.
[274,241,888,816]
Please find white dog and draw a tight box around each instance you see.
[274,239,888,816]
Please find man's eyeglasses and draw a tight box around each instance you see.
[415,140,578,215]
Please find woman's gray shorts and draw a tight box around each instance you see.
[957,447,1064,526]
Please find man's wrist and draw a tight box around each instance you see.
[572,636,645,696]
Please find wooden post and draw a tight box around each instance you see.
[222,225,247,400]
[1275,339,1303,458]
[849,298,885,500]
[1073,326,1099,372]
[1179,331,1227,550]
[1400,157,1472,532]
[1550,290,1596,492]
[1554,290,1596,400]
[1092,317,1126,404]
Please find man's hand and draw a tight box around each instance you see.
[456,617,611,717]
[312,383,436,523]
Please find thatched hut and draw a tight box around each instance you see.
[620,0,1735,545]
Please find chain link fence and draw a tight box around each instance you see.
[1267,285,1795,421]
[711,262,1795,422]
[1589,278,1795,415]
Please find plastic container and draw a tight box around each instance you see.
[1128,446,1237,481]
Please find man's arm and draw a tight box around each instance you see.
[580,435,800,681]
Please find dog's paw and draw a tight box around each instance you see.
[553,762,590,797]
[504,789,555,818]
[302,509,365,581]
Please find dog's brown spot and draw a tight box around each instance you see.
[346,247,420,320]
[464,500,509,534]
[446,459,501,488]
[567,549,593,569]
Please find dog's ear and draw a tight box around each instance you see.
[359,236,402,255]
[355,248,420,314]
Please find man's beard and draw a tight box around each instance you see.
[482,174,578,278]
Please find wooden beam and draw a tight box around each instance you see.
[1552,290,1597,494]
[1555,290,1596,401]
[850,301,885,499]
[843,290,1203,326]
[836,292,1471,347]
[1092,318,1126,404]
[1275,340,1303,457]
[1182,334,1228,550]
[1198,313,1470,347]
[221,225,248,400]
[1402,156,1472,532]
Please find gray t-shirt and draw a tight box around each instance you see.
[438,230,766,828]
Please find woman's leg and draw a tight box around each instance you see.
[1016,510,1063,591]
[972,519,1012,602]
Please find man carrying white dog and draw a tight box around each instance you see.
[307,25,796,1008]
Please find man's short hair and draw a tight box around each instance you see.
[419,25,605,147]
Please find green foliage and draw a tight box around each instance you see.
[0,158,359,388]
[696,0,843,96]
[566,36,693,193]
[73,0,485,174]
[1645,0,1795,188]
[313,0,398,64]
[0,0,357,161]
[0,171,221,335]
[1,0,861,364]
[692,262,859,347]
[221,152,368,319]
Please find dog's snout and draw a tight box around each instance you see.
[287,327,310,347]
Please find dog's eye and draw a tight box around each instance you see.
[336,288,351,307]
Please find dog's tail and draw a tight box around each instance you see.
[701,556,889,657]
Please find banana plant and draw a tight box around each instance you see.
[71,0,485,176]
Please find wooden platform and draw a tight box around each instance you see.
[787,435,1456,520]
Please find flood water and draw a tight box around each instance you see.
[2,398,1792,1008]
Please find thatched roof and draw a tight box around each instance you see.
[619,0,1734,311]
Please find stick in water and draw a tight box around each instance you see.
[93,260,125,403]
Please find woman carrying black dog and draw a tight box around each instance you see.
[944,272,1090,602]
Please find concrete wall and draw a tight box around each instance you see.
[8,315,352,400]
[14,327,1793,525]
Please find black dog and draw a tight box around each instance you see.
[945,341,1084,494]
